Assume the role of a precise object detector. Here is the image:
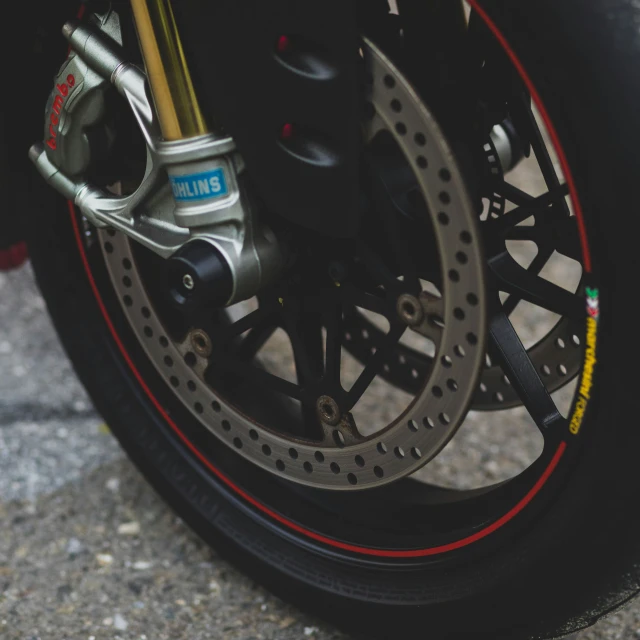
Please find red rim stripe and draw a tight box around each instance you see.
[67,0,582,558]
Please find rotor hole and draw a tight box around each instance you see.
[395,122,407,136]
[555,338,566,350]
[449,269,460,283]
[485,354,493,368]
[502,375,511,386]
[333,430,346,448]
[439,413,451,425]
[222,420,231,432]
[123,295,133,307]
[303,461,313,474]
[411,368,419,379]
[414,133,426,146]
[194,402,203,415]
[347,473,358,485]
[466,332,478,346]
[572,335,581,347]
[411,447,422,460]
[417,156,428,169]
[249,429,259,441]
[170,376,179,388]
[143,326,153,338]
[122,276,132,288]
[423,417,435,429]
[374,466,384,478]
[391,99,402,112]
[439,192,451,205]
[122,258,132,270]
[383,363,391,373]
[315,451,325,463]
[493,392,504,403]
[159,336,169,348]
[439,168,451,182]
[394,446,405,459]
[398,354,407,365]
[480,383,488,393]
[467,293,479,306]
[355,455,365,468]
[454,308,465,321]
[344,332,352,342]
[184,352,197,367]
[288,448,299,459]
[262,444,272,456]
[408,419,419,432]
[276,460,285,472]
[541,364,551,376]
[447,379,458,392]
[432,386,443,398]
[437,212,450,225]
[164,356,173,367]
[441,355,453,368]
[141,306,151,319]
[454,345,466,358]
[212,401,221,413]
[384,74,396,88]
[456,251,468,265]
[187,380,196,392]
[377,442,388,455]
[557,364,568,377]
[361,329,370,340]
[104,242,114,254]
[460,231,472,245]
[330,462,341,474]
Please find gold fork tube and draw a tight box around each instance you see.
[130,0,210,141]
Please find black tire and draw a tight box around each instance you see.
[25,1,640,638]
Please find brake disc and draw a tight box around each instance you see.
[95,38,487,490]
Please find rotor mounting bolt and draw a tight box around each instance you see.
[397,294,424,326]
[190,329,213,358]
[317,395,342,426]
[182,274,195,291]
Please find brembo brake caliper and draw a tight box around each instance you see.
[30,10,283,308]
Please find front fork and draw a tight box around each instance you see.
[29,1,283,308]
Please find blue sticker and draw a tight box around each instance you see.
[170,168,229,202]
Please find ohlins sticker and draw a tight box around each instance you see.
[47,75,76,151]
[170,169,229,202]
[569,288,599,436]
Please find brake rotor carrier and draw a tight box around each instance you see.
[97,39,487,490]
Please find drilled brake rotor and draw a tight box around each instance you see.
[98,39,487,490]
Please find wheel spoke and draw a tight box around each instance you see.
[488,310,566,433]
[345,322,406,411]
[490,251,584,321]
[340,283,390,318]
[324,303,344,384]
[219,358,302,401]
[501,247,553,317]
[234,317,279,361]
[491,183,569,233]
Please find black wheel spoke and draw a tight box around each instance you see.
[490,252,584,321]
[221,305,276,341]
[234,317,279,361]
[488,310,565,433]
[341,283,390,318]
[324,303,344,384]
[345,323,406,411]
[492,183,569,233]
[501,247,553,317]
[220,358,302,401]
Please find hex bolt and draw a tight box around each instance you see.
[317,395,342,426]
[182,274,195,291]
[190,329,213,358]
[397,293,424,326]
